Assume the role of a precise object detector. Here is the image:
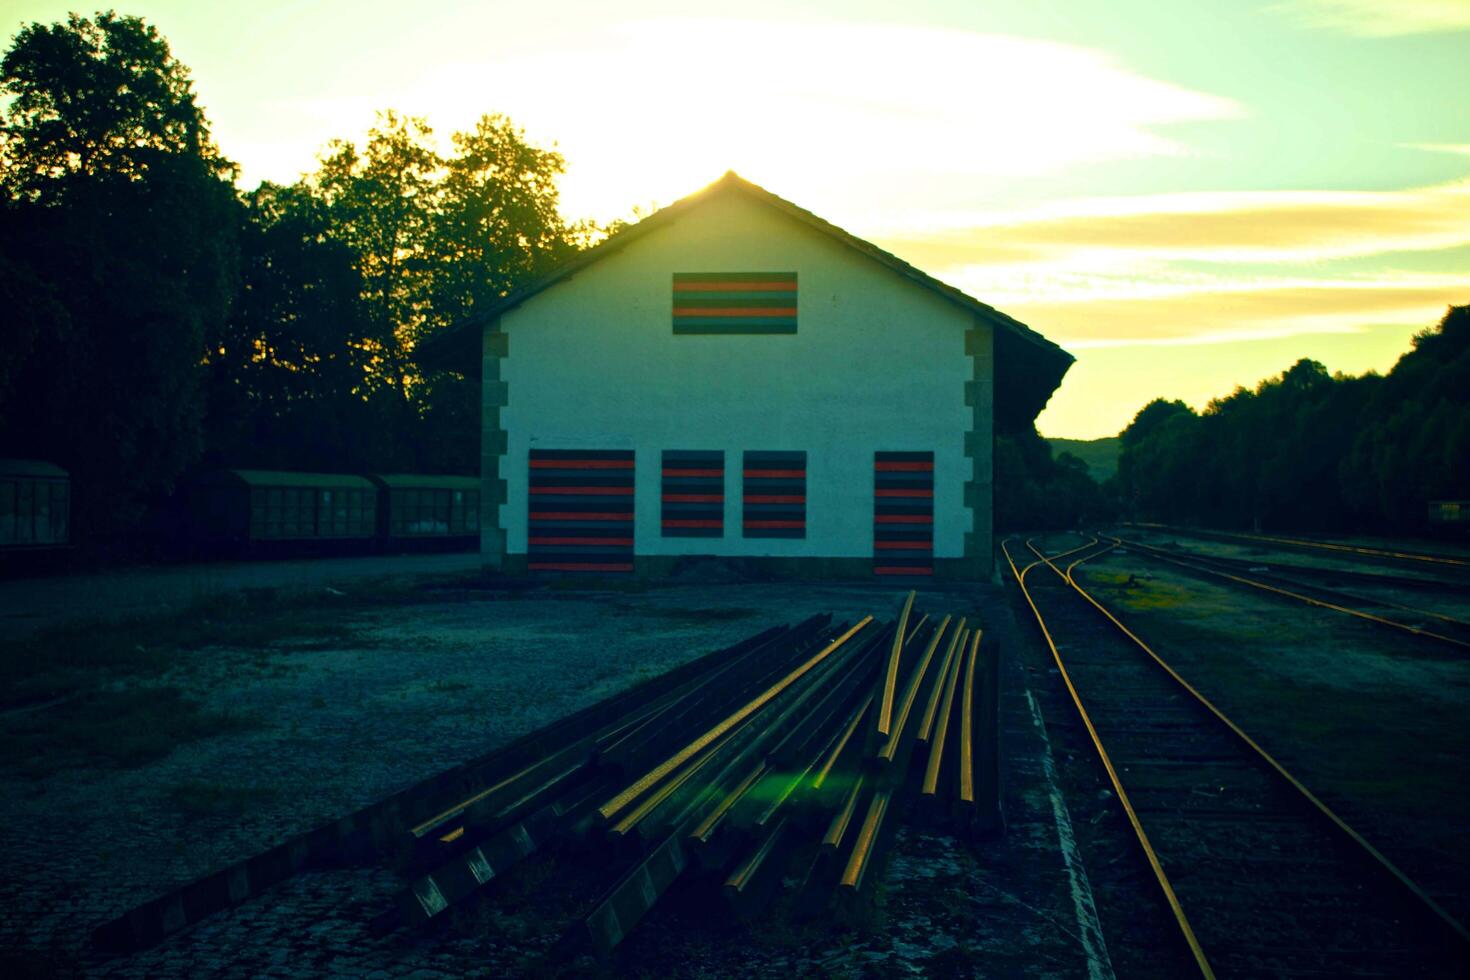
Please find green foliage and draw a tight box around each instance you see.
[1117,306,1470,533]
[0,11,230,197]
[995,426,1111,531]
[1,13,589,547]
[0,11,239,544]
[230,109,584,474]
[1045,436,1120,482]
[201,180,383,472]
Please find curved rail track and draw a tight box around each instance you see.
[1104,532,1470,652]
[1004,534,1470,978]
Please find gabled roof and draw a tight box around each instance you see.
[0,458,67,478]
[417,171,1073,430]
[195,470,377,490]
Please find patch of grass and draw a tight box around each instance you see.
[166,779,279,818]
[1082,569,1196,611]
[0,685,260,777]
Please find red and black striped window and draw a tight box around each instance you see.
[528,449,634,574]
[743,451,806,538]
[874,451,933,577]
[662,451,724,537]
[672,273,797,334]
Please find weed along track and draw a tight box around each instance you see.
[91,592,1004,972]
[1004,536,1470,977]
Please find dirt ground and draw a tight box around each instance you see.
[0,553,484,638]
[0,574,1101,979]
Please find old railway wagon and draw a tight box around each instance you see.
[187,470,482,555]
[189,470,379,555]
[418,172,1073,579]
[371,474,480,549]
[0,458,70,550]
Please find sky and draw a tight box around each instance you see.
[3,0,1467,438]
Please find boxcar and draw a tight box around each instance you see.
[190,470,378,555]
[0,459,70,550]
[371,474,480,550]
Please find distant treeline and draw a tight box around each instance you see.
[0,13,601,548]
[1115,305,1470,534]
[995,428,1111,532]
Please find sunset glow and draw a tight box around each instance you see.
[4,0,1465,437]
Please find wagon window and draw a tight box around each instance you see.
[52,482,68,544]
[35,483,51,543]
[16,480,34,544]
[433,489,450,534]
[0,481,14,546]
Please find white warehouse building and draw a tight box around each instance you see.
[420,172,1072,580]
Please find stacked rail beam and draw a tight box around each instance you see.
[95,593,1002,963]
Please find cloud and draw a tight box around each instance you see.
[872,178,1470,353]
[1404,143,1470,157]
[242,18,1242,220]
[871,179,1470,288]
[1003,276,1468,347]
[1271,0,1470,36]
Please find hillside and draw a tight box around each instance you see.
[1046,436,1121,482]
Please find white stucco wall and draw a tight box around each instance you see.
[494,193,987,560]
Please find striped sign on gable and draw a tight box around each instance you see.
[662,450,724,537]
[744,451,806,538]
[874,451,934,577]
[528,449,635,574]
[672,272,797,334]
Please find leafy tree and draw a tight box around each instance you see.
[0,12,238,546]
[0,11,230,198]
[428,114,579,329]
[309,112,439,453]
[1117,307,1468,534]
[202,182,381,472]
[1342,306,1470,529]
[995,426,1111,530]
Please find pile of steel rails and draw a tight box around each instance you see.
[94,592,1002,962]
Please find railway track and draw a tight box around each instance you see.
[1005,535,1470,978]
[94,592,1002,966]
[1113,530,1470,594]
[1104,532,1470,652]
[1127,523,1470,578]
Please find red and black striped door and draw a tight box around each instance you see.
[874,451,933,576]
[528,449,634,573]
[743,451,806,538]
[662,450,724,537]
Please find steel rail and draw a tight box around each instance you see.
[920,628,967,798]
[838,788,892,891]
[1017,534,1105,578]
[1001,537,1217,979]
[1128,523,1470,569]
[1114,534,1470,627]
[1103,534,1470,652]
[878,615,957,762]
[598,616,874,822]
[878,591,916,735]
[915,617,959,743]
[1037,537,1470,952]
[956,628,981,807]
